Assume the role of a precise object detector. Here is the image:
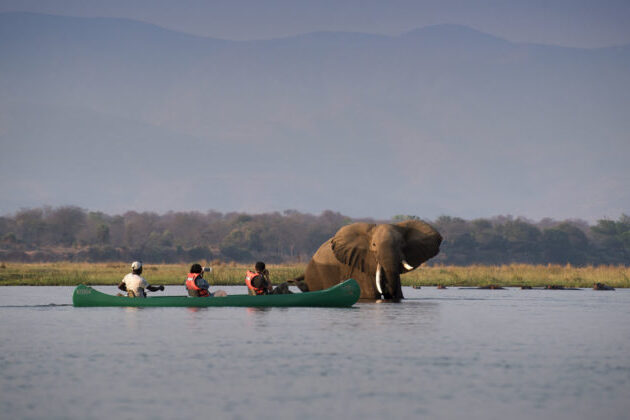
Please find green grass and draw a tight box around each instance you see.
[0,262,627,288]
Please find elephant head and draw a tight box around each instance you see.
[330,220,442,300]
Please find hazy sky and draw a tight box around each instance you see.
[1,0,630,48]
[1,2,629,221]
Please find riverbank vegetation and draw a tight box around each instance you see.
[0,262,303,287]
[1,262,628,288]
[404,264,630,288]
[1,207,629,266]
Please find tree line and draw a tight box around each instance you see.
[0,206,628,266]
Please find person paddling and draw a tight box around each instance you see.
[118,261,164,298]
[245,261,292,295]
[185,263,227,297]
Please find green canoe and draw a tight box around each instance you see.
[72,279,360,308]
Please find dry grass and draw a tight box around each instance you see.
[0,262,627,288]
[0,262,306,286]
[402,264,630,288]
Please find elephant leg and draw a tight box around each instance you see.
[395,281,404,300]
[271,282,293,294]
[295,280,310,293]
[288,275,310,292]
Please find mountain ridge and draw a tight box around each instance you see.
[1,12,628,220]
[5,12,629,50]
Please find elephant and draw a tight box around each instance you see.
[294,220,442,300]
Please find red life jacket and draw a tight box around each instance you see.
[245,270,266,295]
[186,272,210,297]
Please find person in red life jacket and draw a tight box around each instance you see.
[185,263,227,297]
[245,261,292,295]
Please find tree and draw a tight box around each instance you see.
[219,245,253,262]
[392,215,420,222]
[14,208,45,246]
[2,205,627,265]
[96,224,110,245]
[591,214,630,262]
[500,220,542,263]
[542,228,571,263]
[469,218,506,263]
[221,225,263,252]
[2,232,18,245]
[46,206,86,246]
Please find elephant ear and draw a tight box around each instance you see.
[331,223,376,272]
[394,220,443,267]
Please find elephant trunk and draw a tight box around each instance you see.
[375,262,403,301]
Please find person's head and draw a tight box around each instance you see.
[190,263,203,274]
[255,261,266,273]
[131,261,143,275]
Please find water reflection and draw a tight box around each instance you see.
[246,307,272,314]
[123,307,141,330]
[351,300,441,332]
[2,287,630,420]
[244,307,274,329]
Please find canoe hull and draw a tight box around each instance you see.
[72,279,360,308]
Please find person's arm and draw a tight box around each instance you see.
[142,276,164,292]
[118,281,127,291]
[196,276,209,290]
[263,270,272,291]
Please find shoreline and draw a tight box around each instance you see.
[0,262,628,288]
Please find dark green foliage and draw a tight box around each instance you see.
[541,223,589,265]
[392,215,421,222]
[590,214,630,263]
[219,245,254,262]
[432,214,628,266]
[186,245,212,261]
[0,207,628,265]
[96,224,110,245]
[2,232,18,244]
[78,246,121,262]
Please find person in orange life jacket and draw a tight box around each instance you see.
[118,261,164,298]
[185,264,227,297]
[245,261,292,295]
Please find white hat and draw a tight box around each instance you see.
[131,261,143,270]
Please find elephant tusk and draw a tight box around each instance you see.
[402,260,414,271]
[376,263,383,295]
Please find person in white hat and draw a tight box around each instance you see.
[118,261,164,298]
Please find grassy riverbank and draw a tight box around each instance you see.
[0,262,304,286]
[0,262,628,288]
[403,264,630,288]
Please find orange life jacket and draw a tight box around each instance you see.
[245,270,266,295]
[186,272,210,297]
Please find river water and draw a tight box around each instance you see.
[1,285,629,420]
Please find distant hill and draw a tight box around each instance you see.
[1,12,629,219]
